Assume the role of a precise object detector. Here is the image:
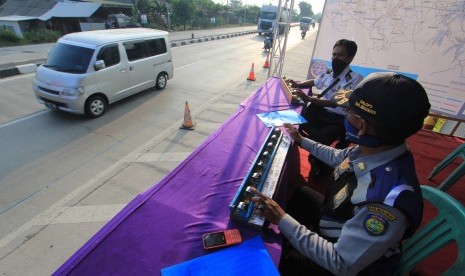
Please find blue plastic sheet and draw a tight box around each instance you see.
[161,235,280,276]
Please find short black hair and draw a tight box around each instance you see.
[333,39,358,58]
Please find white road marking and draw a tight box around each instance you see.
[0,110,49,129]
[134,152,190,162]
[37,204,127,225]
[0,73,32,83]
[210,104,240,109]
[174,60,203,70]
[198,123,222,130]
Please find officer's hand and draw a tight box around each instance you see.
[293,90,310,103]
[287,79,301,88]
[250,187,285,225]
[283,123,303,144]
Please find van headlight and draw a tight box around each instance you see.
[62,87,85,96]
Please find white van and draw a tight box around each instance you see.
[33,28,174,118]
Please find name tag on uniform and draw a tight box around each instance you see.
[333,185,349,209]
[334,158,350,180]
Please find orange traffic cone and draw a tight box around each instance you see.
[263,54,270,68]
[247,63,256,81]
[180,101,196,130]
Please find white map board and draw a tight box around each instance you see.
[309,0,465,119]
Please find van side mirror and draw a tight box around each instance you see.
[94,60,106,71]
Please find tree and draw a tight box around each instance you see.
[298,1,313,17]
[165,0,259,29]
[246,5,260,22]
[191,0,225,29]
[290,8,299,22]
[171,0,195,30]
[131,0,157,25]
[229,0,242,10]
[235,4,259,24]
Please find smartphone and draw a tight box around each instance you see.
[202,229,242,250]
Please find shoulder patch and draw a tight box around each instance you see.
[364,214,389,236]
[367,205,397,221]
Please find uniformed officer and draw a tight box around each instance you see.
[252,72,431,275]
[287,39,364,178]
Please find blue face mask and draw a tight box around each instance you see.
[344,116,382,147]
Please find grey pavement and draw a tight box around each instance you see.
[0,26,259,75]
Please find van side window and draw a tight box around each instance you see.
[146,38,167,56]
[96,45,120,67]
[124,41,148,61]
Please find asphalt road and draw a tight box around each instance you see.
[0,26,258,70]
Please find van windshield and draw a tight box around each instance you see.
[44,43,94,74]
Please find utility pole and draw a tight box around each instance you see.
[226,0,229,24]
[167,9,171,31]
[244,0,247,24]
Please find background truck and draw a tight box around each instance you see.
[257,5,289,35]
[105,13,139,29]
[299,17,315,29]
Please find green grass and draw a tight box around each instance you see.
[0,40,26,47]
[0,29,61,48]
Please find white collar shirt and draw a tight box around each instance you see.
[314,66,363,115]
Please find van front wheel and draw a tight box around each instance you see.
[156,73,167,90]
[85,95,107,118]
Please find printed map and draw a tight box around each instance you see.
[310,0,465,118]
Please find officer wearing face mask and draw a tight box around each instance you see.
[252,72,431,276]
[287,39,363,178]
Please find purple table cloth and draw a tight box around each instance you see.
[54,77,299,275]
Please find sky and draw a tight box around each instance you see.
[213,0,325,14]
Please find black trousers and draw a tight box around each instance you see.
[300,105,346,145]
[278,186,335,276]
[299,105,348,176]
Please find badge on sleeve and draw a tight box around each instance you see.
[363,205,397,236]
[364,214,388,236]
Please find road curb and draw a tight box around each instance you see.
[0,63,42,79]
[0,30,257,79]
[17,63,38,74]
[0,67,20,78]
[170,30,256,47]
